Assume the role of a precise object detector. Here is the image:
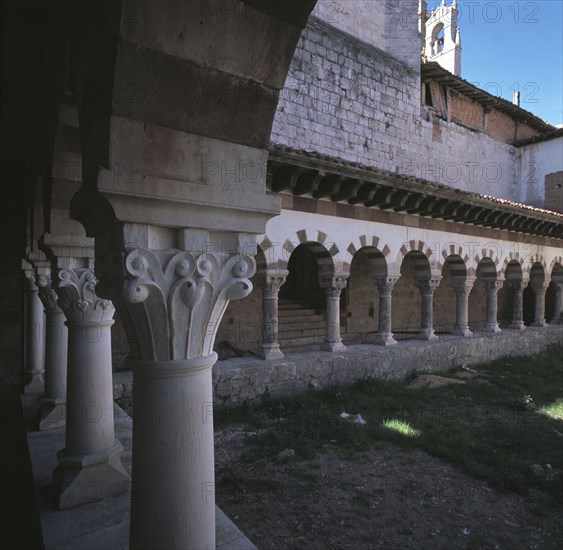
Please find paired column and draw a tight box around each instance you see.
[415,278,441,341]
[372,276,399,346]
[22,260,45,394]
[481,280,503,334]
[319,274,348,352]
[36,271,68,430]
[550,282,562,325]
[451,278,474,337]
[530,280,548,327]
[257,270,288,361]
[52,268,129,509]
[507,280,527,330]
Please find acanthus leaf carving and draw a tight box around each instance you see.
[36,274,60,311]
[123,248,255,361]
[56,268,115,323]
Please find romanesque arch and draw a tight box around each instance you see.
[344,245,389,342]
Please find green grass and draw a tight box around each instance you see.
[215,346,563,504]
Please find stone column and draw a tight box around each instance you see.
[481,280,503,334]
[22,260,45,394]
[550,282,562,325]
[36,271,68,430]
[372,276,399,346]
[119,242,256,550]
[319,274,348,352]
[451,278,474,337]
[415,278,441,341]
[257,270,288,361]
[507,280,527,330]
[52,268,129,509]
[530,280,548,327]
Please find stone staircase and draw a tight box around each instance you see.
[277,298,326,350]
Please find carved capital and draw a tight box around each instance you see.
[123,248,256,360]
[259,270,288,298]
[480,279,504,293]
[36,274,60,311]
[505,280,528,292]
[373,276,400,297]
[530,280,548,294]
[318,274,348,296]
[415,278,442,296]
[56,268,115,324]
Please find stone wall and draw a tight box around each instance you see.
[271,17,533,203]
[112,328,563,410]
[212,327,563,406]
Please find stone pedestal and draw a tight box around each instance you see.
[319,274,347,352]
[52,268,128,509]
[415,278,441,341]
[22,261,45,394]
[481,280,503,334]
[36,272,68,430]
[530,280,548,327]
[451,278,474,337]
[372,277,399,346]
[257,270,287,361]
[550,282,562,325]
[507,280,527,330]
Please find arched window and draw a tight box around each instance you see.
[432,23,445,55]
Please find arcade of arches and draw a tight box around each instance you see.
[219,233,563,359]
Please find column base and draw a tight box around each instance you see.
[53,441,129,509]
[24,372,44,394]
[321,341,346,352]
[371,332,397,346]
[531,320,546,327]
[509,321,526,330]
[38,397,66,430]
[256,344,285,361]
[483,325,502,334]
[549,318,562,326]
[420,328,438,341]
[452,327,472,337]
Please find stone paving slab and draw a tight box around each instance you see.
[26,404,257,550]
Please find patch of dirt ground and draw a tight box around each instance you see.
[215,425,563,550]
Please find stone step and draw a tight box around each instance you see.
[278,325,326,339]
[278,307,320,316]
[278,313,325,324]
[278,335,325,348]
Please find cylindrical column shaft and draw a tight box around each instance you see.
[130,355,216,550]
[257,271,287,361]
[531,281,547,327]
[452,279,473,337]
[23,271,45,394]
[319,275,347,352]
[483,280,502,334]
[53,268,128,509]
[416,278,440,341]
[36,272,68,430]
[550,283,562,325]
[508,281,527,330]
[372,277,398,346]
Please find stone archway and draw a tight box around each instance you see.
[345,246,388,343]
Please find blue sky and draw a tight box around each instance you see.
[430,0,563,126]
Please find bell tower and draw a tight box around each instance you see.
[421,0,462,76]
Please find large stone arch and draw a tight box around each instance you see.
[280,229,341,274]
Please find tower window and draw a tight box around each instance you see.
[432,24,445,55]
